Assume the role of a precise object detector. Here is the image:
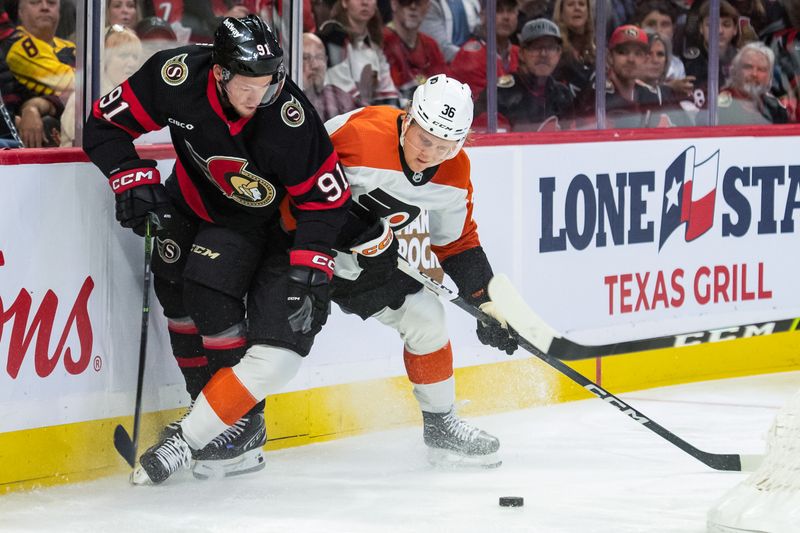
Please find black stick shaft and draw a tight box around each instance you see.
[130,218,154,462]
[398,259,748,471]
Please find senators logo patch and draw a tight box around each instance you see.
[281,97,305,127]
[161,53,189,86]
[185,141,277,208]
[156,237,181,264]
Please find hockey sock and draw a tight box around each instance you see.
[167,317,211,400]
[202,322,265,416]
[403,342,456,413]
[181,345,302,448]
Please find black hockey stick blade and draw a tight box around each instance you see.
[396,258,761,472]
[114,424,136,468]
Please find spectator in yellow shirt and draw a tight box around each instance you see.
[3,0,75,146]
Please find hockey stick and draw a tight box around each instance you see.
[396,258,762,472]
[114,217,155,468]
[545,318,798,360]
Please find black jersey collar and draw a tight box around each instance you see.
[207,70,252,136]
[396,115,439,186]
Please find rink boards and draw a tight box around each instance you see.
[1,126,799,492]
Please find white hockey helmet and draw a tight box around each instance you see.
[403,74,473,158]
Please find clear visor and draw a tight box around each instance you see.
[403,119,462,160]
[222,65,286,107]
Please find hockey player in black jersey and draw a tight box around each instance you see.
[83,15,351,484]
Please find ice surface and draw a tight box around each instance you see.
[1,371,798,533]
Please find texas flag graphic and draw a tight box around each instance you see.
[658,146,720,250]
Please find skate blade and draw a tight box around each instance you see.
[130,464,155,486]
[192,449,266,480]
[426,447,502,469]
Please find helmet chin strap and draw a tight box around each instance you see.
[399,113,411,149]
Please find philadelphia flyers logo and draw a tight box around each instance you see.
[185,141,276,208]
[161,53,189,86]
[281,96,305,127]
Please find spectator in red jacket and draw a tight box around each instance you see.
[382,0,446,101]
[448,0,519,100]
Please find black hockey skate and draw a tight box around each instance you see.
[422,408,501,468]
[191,413,267,480]
[131,428,193,485]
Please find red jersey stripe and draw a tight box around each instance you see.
[284,151,339,196]
[121,80,161,132]
[176,160,214,222]
[175,356,208,368]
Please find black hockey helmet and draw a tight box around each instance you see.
[212,15,286,106]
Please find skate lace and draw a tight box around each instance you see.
[166,400,194,429]
[442,411,482,442]
[208,417,248,448]
[155,435,192,473]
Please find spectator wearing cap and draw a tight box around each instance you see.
[1,0,76,147]
[419,0,480,63]
[135,15,177,61]
[301,32,358,121]
[576,24,668,128]
[716,42,788,125]
[476,18,573,131]
[448,0,519,100]
[382,0,446,102]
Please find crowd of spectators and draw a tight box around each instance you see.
[0,0,797,147]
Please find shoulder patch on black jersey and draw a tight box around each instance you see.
[281,96,305,127]
[161,53,189,86]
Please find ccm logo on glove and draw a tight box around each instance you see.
[359,230,394,257]
[109,167,161,194]
[290,249,335,278]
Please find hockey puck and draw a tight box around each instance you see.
[499,496,524,507]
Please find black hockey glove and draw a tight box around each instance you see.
[350,218,398,279]
[475,299,518,356]
[285,249,334,336]
[108,159,172,236]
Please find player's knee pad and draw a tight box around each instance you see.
[153,276,187,318]
[203,321,247,371]
[233,345,304,400]
[183,279,245,335]
[374,289,449,354]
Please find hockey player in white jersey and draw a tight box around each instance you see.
[320,74,519,467]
